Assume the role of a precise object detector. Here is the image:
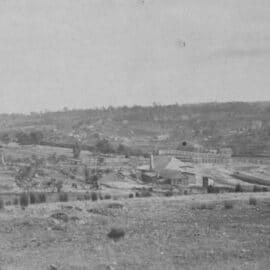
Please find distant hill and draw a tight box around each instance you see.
[0,101,269,156]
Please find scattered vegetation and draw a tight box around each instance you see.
[99,193,103,200]
[235,184,243,193]
[253,185,268,192]
[0,197,4,209]
[84,193,91,201]
[140,189,152,197]
[20,193,29,208]
[128,193,134,198]
[29,193,38,204]
[59,193,68,202]
[107,227,125,241]
[91,192,98,201]
[55,180,63,193]
[191,202,215,210]
[207,185,220,193]
[224,200,234,209]
[39,193,46,203]
[107,202,123,209]
[249,197,257,206]
[104,194,112,200]
[164,190,173,197]
[13,198,19,205]
[72,141,81,159]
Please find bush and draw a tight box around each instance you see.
[128,193,134,198]
[99,193,103,200]
[107,202,123,209]
[84,193,91,200]
[37,193,46,203]
[104,194,112,200]
[30,192,37,204]
[135,192,140,198]
[235,184,243,193]
[253,185,268,192]
[249,197,257,206]
[77,195,84,201]
[164,190,173,197]
[224,200,234,209]
[0,197,4,209]
[207,185,220,193]
[20,193,29,208]
[107,227,125,241]
[55,180,63,193]
[91,192,98,201]
[191,202,215,210]
[59,193,68,202]
[13,198,19,205]
[140,190,152,197]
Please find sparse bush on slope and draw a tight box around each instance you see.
[107,227,125,241]
[0,197,4,209]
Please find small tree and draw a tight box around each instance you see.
[15,164,36,204]
[73,141,81,159]
[55,180,63,193]
[0,197,4,209]
[235,184,243,193]
[20,193,29,209]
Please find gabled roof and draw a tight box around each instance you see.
[137,156,189,172]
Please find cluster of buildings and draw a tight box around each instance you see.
[137,155,199,189]
[158,148,232,163]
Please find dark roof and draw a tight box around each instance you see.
[159,169,186,180]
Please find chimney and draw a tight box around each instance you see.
[150,155,154,171]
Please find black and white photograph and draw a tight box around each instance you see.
[0,0,269,269]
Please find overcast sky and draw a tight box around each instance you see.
[0,0,270,113]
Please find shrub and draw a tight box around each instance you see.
[235,184,243,193]
[253,185,268,192]
[224,200,234,209]
[91,192,98,201]
[104,194,112,200]
[135,192,140,198]
[207,185,220,193]
[107,227,125,241]
[37,193,46,203]
[20,193,29,208]
[30,192,37,204]
[13,198,19,205]
[191,202,216,210]
[107,202,123,209]
[55,180,63,193]
[140,190,151,197]
[99,193,103,200]
[128,193,134,198]
[0,197,4,209]
[59,193,68,202]
[249,197,257,206]
[84,193,91,200]
[164,190,173,197]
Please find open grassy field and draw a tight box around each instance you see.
[0,192,269,270]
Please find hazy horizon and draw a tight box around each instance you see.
[0,0,270,113]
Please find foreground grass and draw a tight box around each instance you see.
[0,193,270,270]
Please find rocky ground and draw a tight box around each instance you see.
[0,192,270,270]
